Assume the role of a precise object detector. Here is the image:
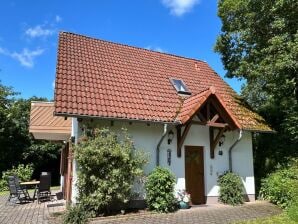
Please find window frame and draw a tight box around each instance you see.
[170,78,191,95]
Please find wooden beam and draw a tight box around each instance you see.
[209,97,236,129]
[207,122,228,128]
[176,126,181,157]
[198,112,206,122]
[210,114,219,123]
[177,123,192,157]
[209,128,226,159]
[207,101,210,121]
[191,120,228,128]
[211,128,226,151]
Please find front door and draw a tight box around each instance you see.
[185,146,205,204]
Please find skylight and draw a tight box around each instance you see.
[170,78,191,95]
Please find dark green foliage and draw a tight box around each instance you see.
[0,81,62,187]
[259,159,298,209]
[75,128,147,216]
[218,172,244,205]
[63,204,90,224]
[215,0,298,194]
[145,167,177,213]
[0,164,34,191]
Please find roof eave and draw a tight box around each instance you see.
[54,112,180,125]
[242,128,276,133]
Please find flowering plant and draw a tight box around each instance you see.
[176,189,191,203]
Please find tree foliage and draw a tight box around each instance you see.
[74,128,147,216]
[0,81,62,185]
[215,0,298,190]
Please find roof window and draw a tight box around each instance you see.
[170,78,191,95]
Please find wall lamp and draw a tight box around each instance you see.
[218,134,225,147]
[168,130,174,144]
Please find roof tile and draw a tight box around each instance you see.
[54,32,271,131]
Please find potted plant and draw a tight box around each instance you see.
[176,189,191,209]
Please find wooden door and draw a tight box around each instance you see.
[185,146,205,204]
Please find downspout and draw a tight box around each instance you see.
[228,129,243,172]
[156,124,168,166]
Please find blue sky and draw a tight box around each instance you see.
[0,0,244,100]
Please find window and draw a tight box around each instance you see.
[170,78,191,95]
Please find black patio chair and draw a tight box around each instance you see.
[7,176,30,204]
[37,173,51,203]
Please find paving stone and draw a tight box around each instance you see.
[0,192,65,224]
[0,192,282,224]
[90,202,282,224]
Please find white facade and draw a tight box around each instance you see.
[71,118,255,203]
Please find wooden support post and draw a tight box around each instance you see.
[177,123,191,157]
[209,127,226,159]
[207,101,210,121]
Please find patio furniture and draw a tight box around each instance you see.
[7,176,30,204]
[37,173,51,203]
[20,180,40,201]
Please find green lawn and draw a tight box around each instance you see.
[236,213,297,224]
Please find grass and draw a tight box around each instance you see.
[235,213,297,224]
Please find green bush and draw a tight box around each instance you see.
[0,179,7,192]
[63,204,90,224]
[218,171,244,205]
[145,167,177,213]
[287,201,298,222]
[0,164,34,191]
[75,128,147,215]
[259,159,298,209]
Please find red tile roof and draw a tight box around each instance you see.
[177,87,241,129]
[54,32,272,132]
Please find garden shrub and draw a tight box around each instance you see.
[0,164,34,191]
[287,200,298,222]
[75,128,147,216]
[63,204,90,224]
[259,159,298,209]
[145,167,177,213]
[218,171,244,205]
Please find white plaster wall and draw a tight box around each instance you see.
[71,118,255,202]
[71,118,79,202]
[231,131,255,195]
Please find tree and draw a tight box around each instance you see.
[215,0,298,190]
[0,81,62,185]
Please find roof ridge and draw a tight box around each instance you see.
[59,31,206,63]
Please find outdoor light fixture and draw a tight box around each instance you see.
[218,149,223,156]
[218,134,226,147]
[71,136,75,143]
[167,149,172,166]
[168,130,174,144]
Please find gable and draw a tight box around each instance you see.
[54,32,272,132]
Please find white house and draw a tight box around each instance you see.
[30,32,272,205]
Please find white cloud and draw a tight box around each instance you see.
[0,47,5,54]
[162,0,200,16]
[145,46,166,53]
[55,15,62,23]
[11,48,44,67]
[0,47,44,68]
[25,25,55,38]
